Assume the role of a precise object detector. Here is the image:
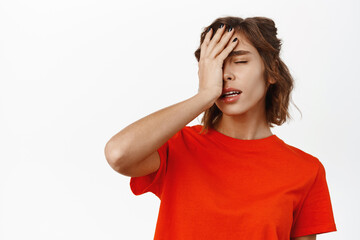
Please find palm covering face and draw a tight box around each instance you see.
[197,24,239,99]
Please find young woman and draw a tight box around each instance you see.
[104,16,337,240]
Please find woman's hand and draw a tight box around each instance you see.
[197,24,238,100]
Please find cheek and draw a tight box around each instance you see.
[238,61,262,78]
[246,82,266,101]
[243,69,267,98]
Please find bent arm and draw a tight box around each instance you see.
[104,91,217,174]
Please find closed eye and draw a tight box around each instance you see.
[235,61,248,64]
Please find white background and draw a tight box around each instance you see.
[0,0,359,239]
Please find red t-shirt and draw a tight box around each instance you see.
[130,124,337,239]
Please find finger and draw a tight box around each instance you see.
[200,27,213,61]
[217,37,239,62]
[205,24,227,57]
[208,27,235,59]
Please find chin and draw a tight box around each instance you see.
[222,110,247,117]
[215,103,248,116]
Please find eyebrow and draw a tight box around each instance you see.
[227,50,252,58]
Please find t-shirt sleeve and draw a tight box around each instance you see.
[290,160,337,238]
[129,139,169,199]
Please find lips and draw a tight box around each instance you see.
[221,87,242,98]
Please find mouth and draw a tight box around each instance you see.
[220,90,242,99]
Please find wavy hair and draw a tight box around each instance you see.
[194,16,301,134]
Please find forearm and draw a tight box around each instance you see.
[104,91,217,169]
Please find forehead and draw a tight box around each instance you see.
[227,33,258,58]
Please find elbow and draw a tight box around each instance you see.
[104,141,126,172]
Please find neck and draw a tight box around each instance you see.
[214,113,272,140]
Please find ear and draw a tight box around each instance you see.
[268,77,276,84]
[265,79,273,91]
[268,59,279,85]
[265,75,276,90]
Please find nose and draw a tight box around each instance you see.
[223,71,235,82]
[222,61,235,82]
[223,74,234,81]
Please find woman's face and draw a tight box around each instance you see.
[214,33,271,117]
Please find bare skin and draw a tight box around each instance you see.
[212,30,276,140]
[293,234,316,240]
[104,24,318,239]
[104,23,239,174]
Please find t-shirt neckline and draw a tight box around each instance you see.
[205,126,282,150]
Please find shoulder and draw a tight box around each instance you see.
[171,124,210,144]
[166,124,204,144]
[277,139,322,172]
[273,140,327,188]
[179,124,204,136]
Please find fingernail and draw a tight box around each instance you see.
[232,37,238,42]
[228,26,233,32]
[207,27,212,32]
[219,23,224,28]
